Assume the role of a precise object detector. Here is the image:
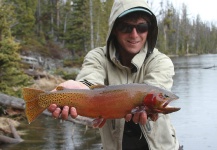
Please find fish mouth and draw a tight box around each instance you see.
[171,94,179,100]
[164,92,179,101]
[162,94,179,108]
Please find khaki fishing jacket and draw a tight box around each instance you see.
[76,0,179,149]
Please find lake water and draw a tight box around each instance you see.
[170,54,217,150]
[0,54,216,150]
[0,116,102,150]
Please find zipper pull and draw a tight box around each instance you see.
[145,119,152,132]
[112,120,115,130]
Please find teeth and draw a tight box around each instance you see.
[129,41,138,44]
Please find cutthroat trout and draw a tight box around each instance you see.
[22,83,180,124]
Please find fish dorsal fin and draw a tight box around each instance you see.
[56,86,75,91]
[56,86,65,91]
[90,85,106,90]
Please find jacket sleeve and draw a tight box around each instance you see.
[75,47,107,86]
[143,50,175,91]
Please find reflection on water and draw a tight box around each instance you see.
[171,54,217,150]
[0,54,216,150]
[0,115,102,150]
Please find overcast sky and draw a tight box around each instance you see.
[150,0,217,24]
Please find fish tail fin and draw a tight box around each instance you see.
[22,87,46,124]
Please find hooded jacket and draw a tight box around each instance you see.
[76,0,179,149]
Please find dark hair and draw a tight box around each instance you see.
[112,11,151,36]
[116,11,151,25]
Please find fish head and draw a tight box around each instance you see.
[143,88,180,114]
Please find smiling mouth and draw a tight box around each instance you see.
[128,41,139,44]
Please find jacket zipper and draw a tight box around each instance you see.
[112,68,129,130]
[122,68,152,149]
[140,120,152,150]
[125,68,152,150]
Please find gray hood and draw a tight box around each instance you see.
[107,0,158,56]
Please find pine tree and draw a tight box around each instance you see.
[0,1,33,97]
[63,0,90,58]
[9,0,37,39]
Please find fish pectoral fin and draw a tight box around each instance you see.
[90,84,106,90]
[131,106,146,114]
[92,118,106,128]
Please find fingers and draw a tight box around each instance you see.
[48,104,61,119]
[70,107,78,118]
[48,104,77,120]
[139,112,147,125]
[52,107,62,119]
[125,114,132,122]
[61,106,70,120]
[48,104,63,119]
[60,106,78,120]
[132,112,147,125]
[47,104,58,112]
[132,112,140,124]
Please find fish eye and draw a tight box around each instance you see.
[164,94,169,98]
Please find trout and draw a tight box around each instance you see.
[22,83,180,124]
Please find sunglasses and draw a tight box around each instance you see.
[116,22,149,33]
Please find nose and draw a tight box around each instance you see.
[129,27,139,37]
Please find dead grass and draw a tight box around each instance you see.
[30,75,65,91]
[0,118,20,133]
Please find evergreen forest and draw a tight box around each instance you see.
[0,0,217,97]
